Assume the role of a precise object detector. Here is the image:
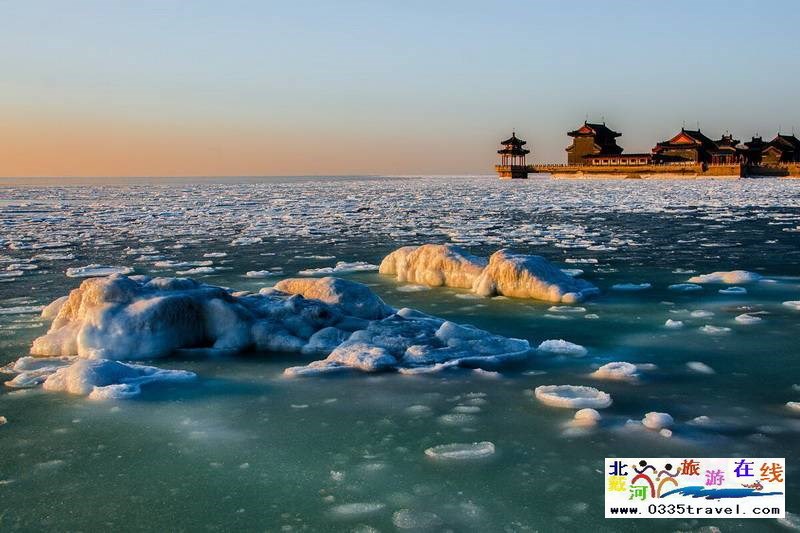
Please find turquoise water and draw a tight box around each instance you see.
[1,176,799,531]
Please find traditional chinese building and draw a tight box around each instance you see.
[565,122,623,165]
[652,128,739,165]
[763,134,800,164]
[495,132,531,179]
[739,134,800,165]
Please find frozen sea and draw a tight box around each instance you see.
[1,175,799,532]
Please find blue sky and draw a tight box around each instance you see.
[1,0,798,176]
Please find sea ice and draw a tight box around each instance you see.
[569,408,601,427]
[735,313,762,324]
[611,283,651,291]
[533,385,612,409]
[176,266,216,275]
[642,412,673,430]
[668,283,703,292]
[536,339,587,357]
[664,319,684,329]
[591,362,639,381]
[783,301,800,311]
[392,509,443,530]
[42,359,195,399]
[244,270,278,278]
[688,270,762,284]
[25,274,528,376]
[686,361,715,374]
[21,275,516,375]
[273,277,393,320]
[395,284,430,292]
[65,265,133,278]
[786,402,800,412]
[380,244,598,303]
[329,502,386,517]
[424,441,495,460]
[0,305,44,315]
[472,250,599,303]
[719,286,747,295]
[699,325,731,334]
[379,244,486,289]
[298,261,378,275]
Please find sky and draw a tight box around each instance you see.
[1,0,799,177]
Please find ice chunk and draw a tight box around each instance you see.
[719,286,747,295]
[273,277,393,320]
[668,283,702,292]
[13,358,196,399]
[569,408,601,427]
[298,261,378,275]
[392,509,443,530]
[699,325,731,334]
[65,265,133,278]
[642,412,673,430]
[537,339,587,357]
[688,271,762,284]
[611,283,651,291]
[379,244,486,289]
[424,441,495,460]
[473,250,599,303]
[244,270,278,278]
[783,301,800,311]
[395,284,430,292]
[176,266,216,275]
[591,362,639,381]
[664,319,684,329]
[786,402,800,412]
[28,274,529,378]
[686,361,715,374]
[690,310,714,318]
[380,245,599,303]
[329,502,386,517]
[735,313,762,324]
[3,356,74,388]
[533,385,612,409]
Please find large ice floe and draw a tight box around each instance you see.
[687,270,762,284]
[380,244,598,303]
[4,274,532,396]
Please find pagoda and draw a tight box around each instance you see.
[495,132,531,179]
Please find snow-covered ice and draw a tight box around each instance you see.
[380,244,598,303]
[298,261,378,276]
[686,361,715,374]
[536,339,587,357]
[591,361,639,381]
[668,283,703,292]
[24,274,529,379]
[424,441,495,460]
[379,244,486,289]
[533,385,612,409]
[65,265,133,278]
[688,270,762,284]
[735,313,762,324]
[719,286,747,295]
[642,412,674,430]
[611,283,651,291]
